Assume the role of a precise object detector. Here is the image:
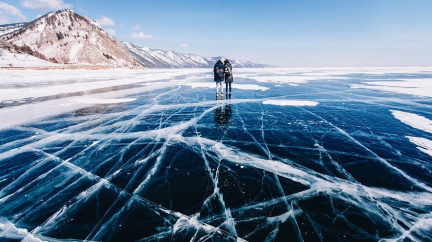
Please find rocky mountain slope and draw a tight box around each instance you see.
[1,10,140,68]
[124,42,209,68]
[124,42,272,68]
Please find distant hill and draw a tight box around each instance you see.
[123,42,209,68]
[124,42,273,69]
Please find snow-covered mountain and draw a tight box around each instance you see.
[124,42,272,69]
[1,10,139,68]
[206,56,273,68]
[0,23,27,37]
[124,42,209,68]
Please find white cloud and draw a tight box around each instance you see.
[133,24,140,30]
[0,2,27,24]
[130,32,152,40]
[105,28,115,36]
[20,0,72,12]
[180,43,188,48]
[96,16,115,26]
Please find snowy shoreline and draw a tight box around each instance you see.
[0,65,142,70]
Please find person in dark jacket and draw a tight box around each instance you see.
[223,59,233,98]
[213,58,225,100]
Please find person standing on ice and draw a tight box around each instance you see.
[223,59,233,98]
[213,58,225,100]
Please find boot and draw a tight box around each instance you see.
[229,92,231,98]
[216,93,218,100]
[221,93,224,100]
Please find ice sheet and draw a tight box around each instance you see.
[1,67,432,241]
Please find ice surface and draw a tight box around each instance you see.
[0,69,206,102]
[351,78,432,98]
[67,97,137,105]
[0,67,432,241]
[263,100,319,106]
[183,82,268,91]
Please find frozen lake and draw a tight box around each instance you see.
[1,67,432,241]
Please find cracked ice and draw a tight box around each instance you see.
[0,67,432,241]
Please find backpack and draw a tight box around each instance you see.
[216,65,224,78]
[224,65,231,77]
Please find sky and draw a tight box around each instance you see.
[0,0,431,67]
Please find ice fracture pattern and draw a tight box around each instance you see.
[0,68,432,241]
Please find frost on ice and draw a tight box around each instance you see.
[0,67,432,241]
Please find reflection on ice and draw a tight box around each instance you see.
[214,101,233,130]
[0,67,432,241]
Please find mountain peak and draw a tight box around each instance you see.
[1,10,139,68]
[47,9,75,16]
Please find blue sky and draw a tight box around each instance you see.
[1,0,431,67]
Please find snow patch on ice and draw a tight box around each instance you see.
[406,137,432,157]
[182,82,214,89]
[263,100,319,107]
[351,79,432,98]
[391,110,432,134]
[237,84,269,91]
[251,75,340,84]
